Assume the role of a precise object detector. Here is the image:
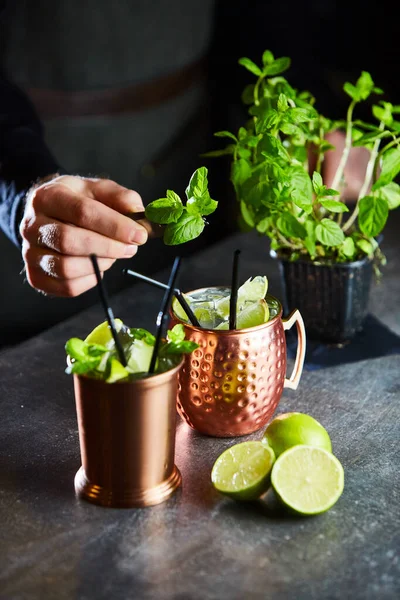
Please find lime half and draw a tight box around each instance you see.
[85,319,123,346]
[211,441,275,501]
[271,445,344,515]
[262,412,332,458]
[106,358,130,383]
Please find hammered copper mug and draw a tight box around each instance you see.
[170,291,306,437]
[71,359,183,508]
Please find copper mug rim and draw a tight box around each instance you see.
[66,355,184,388]
[170,288,283,334]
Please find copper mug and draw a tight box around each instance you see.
[71,360,183,508]
[170,291,306,437]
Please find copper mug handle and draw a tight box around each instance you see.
[282,309,306,390]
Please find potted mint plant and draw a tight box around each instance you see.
[206,50,400,342]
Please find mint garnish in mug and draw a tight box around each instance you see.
[145,167,218,245]
[65,321,198,383]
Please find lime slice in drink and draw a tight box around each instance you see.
[106,358,130,383]
[236,299,269,329]
[271,445,344,515]
[85,319,123,346]
[215,275,268,319]
[127,338,154,373]
[211,441,275,501]
[262,412,332,457]
[171,295,193,322]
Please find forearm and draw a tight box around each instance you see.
[0,73,64,246]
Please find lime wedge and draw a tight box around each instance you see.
[85,319,123,346]
[215,321,229,330]
[271,445,344,515]
[106,358,130,383]
[236,299,269,329]
[211,441,275,501]
[238,276,268,302]
[127,338,154,373]
[172,295,192,322]
[262,412,332,458]
[215,276,268,319]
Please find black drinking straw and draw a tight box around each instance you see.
[89,254,127,367]
[123,268,200,327]
[148,256,182,374]
[229,249,241,330]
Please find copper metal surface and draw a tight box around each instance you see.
[73,361,183,508]
[171,291,306,437]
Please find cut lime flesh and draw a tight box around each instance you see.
[236,299,269,329]
[85,319,123,346]
[271,445,344,515]
[211,441,275,501]
[127,338,154,373]
[106,358,130,383]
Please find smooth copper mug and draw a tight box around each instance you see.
[72,361,182,508]
[170,291,306,437]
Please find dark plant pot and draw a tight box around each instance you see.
[270,250,373,343]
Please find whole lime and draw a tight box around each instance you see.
[262,412,332,457]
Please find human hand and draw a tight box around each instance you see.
[20,175,148,297]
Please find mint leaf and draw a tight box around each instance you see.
[231,158,252,188]
[356,238,374,256]
[320,200,349,213]
[262,50,274,66]
[315,219,344,246]
[129,328,155,346]
[263,57,291,76]
[372,148,400,189]
[163,213,205,245]
[376,182,400,210]
[240,201,256,227]
[358,195,389,237]
[187,192,218,216]
[291,189,313,214]
[341,237,356,258]
[145,192,183,224]
[277,213,307,239]
[167,324,185,344]
[238,57,262,76]
[312,172,324,195]
[214,131,238,142]
[185,167,208,201]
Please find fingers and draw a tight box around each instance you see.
[22,215,139,258]
[24,265,101,298]
[23,247,116,280]
[31,182,148,245]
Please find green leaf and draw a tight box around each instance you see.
[291,189,313,214]
[201,146,235,158]
[163,213,205,245]
[238,57,262,76]
[231,158,252,188]
[372,103,393,126]
[358,195,389,237]
[263,57,291,76]
[262,50,274,66]
[376,182,400,210]
[240,201,255,227]
[185,166,209,201]
[214,130,238,142]
[277,213,307,239]
[356,238,374,256]
[323,188,340,197]
[315,219,345,246]
[341,237,356,258]
[312,171,323,194]
[241,84,255,105]
[287,107,315,124]
[161,341,199,355]
[320,199,349,213]
[372,148,400,189]
[145,192,183,224]
[167,324,185,344]
[277,93,289,112]
[259,134,290,161]
[130,328,156,346]
[237,146,252,159]
[256,217,270,233]
[287,167,313,202]
[186,192,218,216]
[304,220,316,257]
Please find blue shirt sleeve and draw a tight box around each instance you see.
[0,70,63,246]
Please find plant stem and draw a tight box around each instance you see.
[330,101,356,192]
[254,77,263,106]
[277,232,303,250]
[342,121,385,233]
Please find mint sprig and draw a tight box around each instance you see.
[145,167,218,245]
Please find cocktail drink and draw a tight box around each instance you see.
[170,277,306,437]
[66,320,197,507]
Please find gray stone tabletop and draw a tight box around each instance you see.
[0,223,399,600]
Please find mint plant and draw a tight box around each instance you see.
[206,49,400,274]
[145,167,218,245]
